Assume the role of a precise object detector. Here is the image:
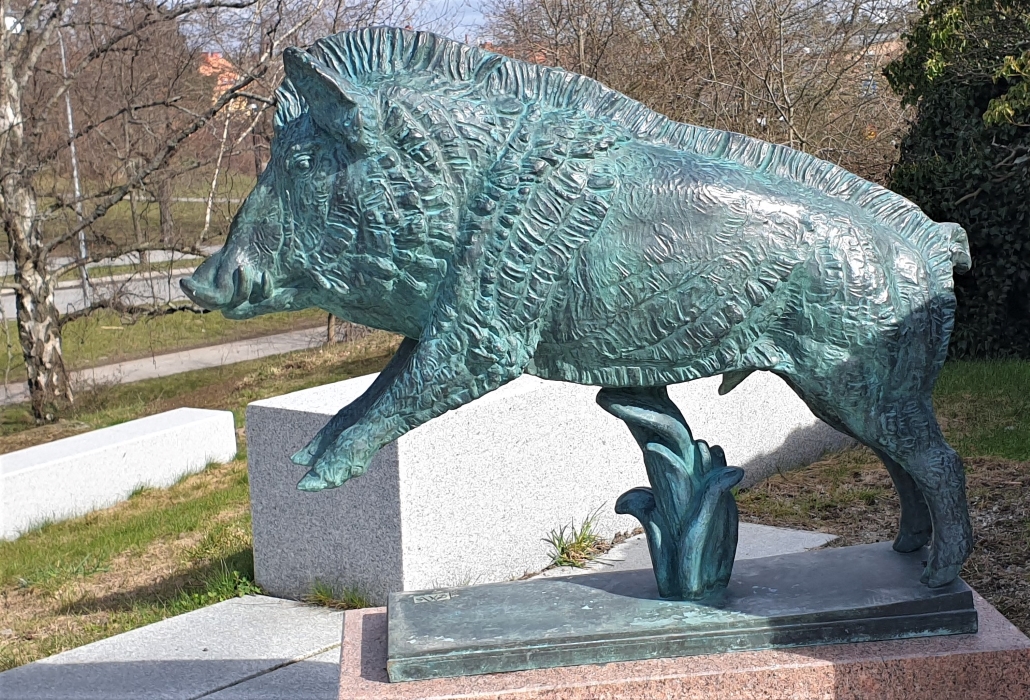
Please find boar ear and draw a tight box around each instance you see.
[283,47,364,147]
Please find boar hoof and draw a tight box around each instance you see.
[290,445,319,467]
[893,528,931,553]
[297,470,331,492]
[921,561,962,588]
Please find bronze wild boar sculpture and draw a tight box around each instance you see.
[182,28,974,589]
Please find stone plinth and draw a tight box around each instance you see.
[339,593,1030,699]
[246,372,849,603]
[1,407,237,540]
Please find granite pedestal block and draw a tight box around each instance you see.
[339,593,1030,699]
[1,407,237,540]
[246,372,849,603]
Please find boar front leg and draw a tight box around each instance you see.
[290,336,418,468]
[294,314,537,491]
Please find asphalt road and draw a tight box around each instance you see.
[1,269,197,319]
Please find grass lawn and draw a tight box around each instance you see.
[8,172,257,259]
[0,356,1027,670]
[0,332,399,670]
[1,308,327,385]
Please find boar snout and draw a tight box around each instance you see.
[182,250,283,318]
[181,251,252,310]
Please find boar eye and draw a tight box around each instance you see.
[290,154,314,173]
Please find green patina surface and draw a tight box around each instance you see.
[601,386,743,599]
[181,28,975,594]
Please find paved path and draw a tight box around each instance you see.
[1,246,221,318]
[1,327,326,406]
[0,524,837,700]
[535,523,837,579]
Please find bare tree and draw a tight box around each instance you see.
[486,0,914,183]
[2,0,435,421]
[0,0,320,420]
[485,0,642,77]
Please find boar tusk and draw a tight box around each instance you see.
[261,271,274,301]
[230,267,252,309]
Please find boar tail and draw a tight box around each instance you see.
[905,219,971,291]
[941,222,972,275]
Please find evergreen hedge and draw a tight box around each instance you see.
[886,0,1030,357]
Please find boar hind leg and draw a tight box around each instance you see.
[836,399,970,587]
[872,449,933,553]
[785,376,969,587]
[291,337,418,468]
[882,423,972,588]
[778,381,932,554]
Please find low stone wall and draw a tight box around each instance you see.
[2,407,238,540]
[246,372,850,603]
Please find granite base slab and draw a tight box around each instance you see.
[341,593,1030,699]
[387,542,976,682]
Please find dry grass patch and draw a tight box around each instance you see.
[0,420,92,454]
[0,460,258,671]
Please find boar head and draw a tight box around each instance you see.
[181,46,447,338]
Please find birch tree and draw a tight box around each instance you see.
[0,0,318,420]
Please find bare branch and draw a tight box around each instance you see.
[59,299,209,327]
[44,69,264,253]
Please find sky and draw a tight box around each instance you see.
[414,0,488,42]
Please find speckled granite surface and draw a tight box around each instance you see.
[247,371,850,603]
[339,592,1030,699]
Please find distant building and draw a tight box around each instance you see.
[199,52,246,111]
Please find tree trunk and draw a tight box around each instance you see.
[129,187,147,264]
[3,177,70,422]
[156,177,175,244]
[201,114,232,242]
[15,268,69,422]
[2,27,70,422]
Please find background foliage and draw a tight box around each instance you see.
[886,0,1030,358]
